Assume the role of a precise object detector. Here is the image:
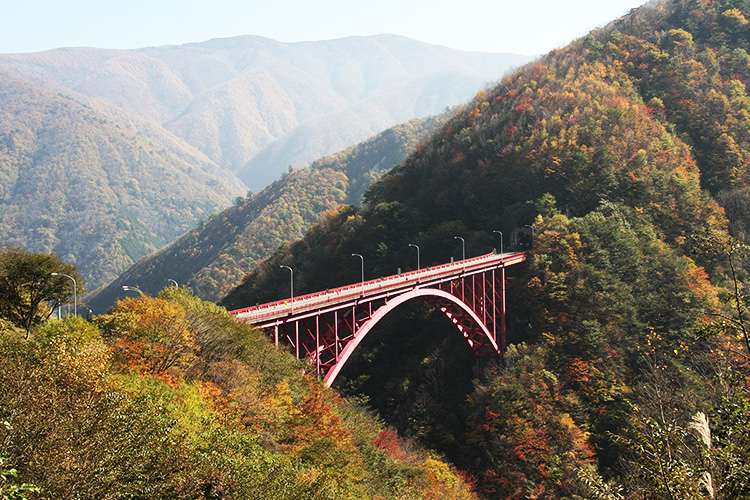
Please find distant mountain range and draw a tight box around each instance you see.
[0,35,531,290]
[0,72,242,289]
[0,35,530,189]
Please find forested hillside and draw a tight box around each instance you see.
[0,285,477,499]
[221,0,750,497]
[85,116,447,312]
[4,1,750,498]
[0,73,241,290]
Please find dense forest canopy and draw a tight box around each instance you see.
[220,0,750,498]
[1,281,478,499]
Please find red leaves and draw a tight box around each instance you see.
[514,96,533,114]
[512,427,551,463]
[373,428,409,461]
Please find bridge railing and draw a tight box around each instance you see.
[230,251,526,323]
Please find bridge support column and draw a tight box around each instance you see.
[315,315,320,374]
[500,266,506,351]
[295,322,300,359]
[334,310,339,360]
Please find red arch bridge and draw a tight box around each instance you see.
[230,251,527,387]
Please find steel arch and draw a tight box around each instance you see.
[323,287,499,387]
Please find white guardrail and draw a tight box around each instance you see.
[231,251,527,324]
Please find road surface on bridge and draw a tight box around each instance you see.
[230,251,527,325]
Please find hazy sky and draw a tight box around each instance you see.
[2,0,648,56]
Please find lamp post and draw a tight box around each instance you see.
[525,224,535,249]
[280,265,294,312]
[493,230,503,254]
[51,272,76,317]
[352,253,364,296]
[409,244,420,271]
[167,279,178,288]
[122,285,144,296]
[453,236,465,261]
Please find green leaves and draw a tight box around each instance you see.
[0,248,82,338]
[0,457,40,500]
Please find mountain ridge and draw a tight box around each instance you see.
[0,35,529,290]
[0,34,530,183]
[84,114,448,312]
[0,72,243,288]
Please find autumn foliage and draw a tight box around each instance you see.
[0,288,477,499]
[219,1,750,498]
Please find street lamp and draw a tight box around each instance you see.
[51,272,76,317]
[280,265,294,312]
[409,244,420,271]
[493,230,503,254]
[525,224,535,249]
[167,279,178,288]
[453,236,465,261]
[122,285,144,296]
[352,254,364,295]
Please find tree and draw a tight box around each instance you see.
[96,295,197,376]
[0,248,82,339]
[691,229,750,362]
[576,228,750,499]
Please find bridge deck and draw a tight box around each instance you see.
[230,251,527,325]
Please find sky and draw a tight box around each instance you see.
[2,0,649,56]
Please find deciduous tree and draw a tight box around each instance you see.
[0,248,81,338]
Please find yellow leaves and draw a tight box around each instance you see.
[97,296,197,376]
[423,455,461,490]
[723,8,749,25]
[40,316,111,387]
[667,29,694,48]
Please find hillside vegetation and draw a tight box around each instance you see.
[4,1,750,498]
[85,116,447,312]
[221,0,750,497]
[0,286,477,499]
[0,73,241,289]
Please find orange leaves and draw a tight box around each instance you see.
[511,425,551,463]
[286,381,352,450]
[678,262,719,311]
[564,357,592,386]
[514,96,533,114]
